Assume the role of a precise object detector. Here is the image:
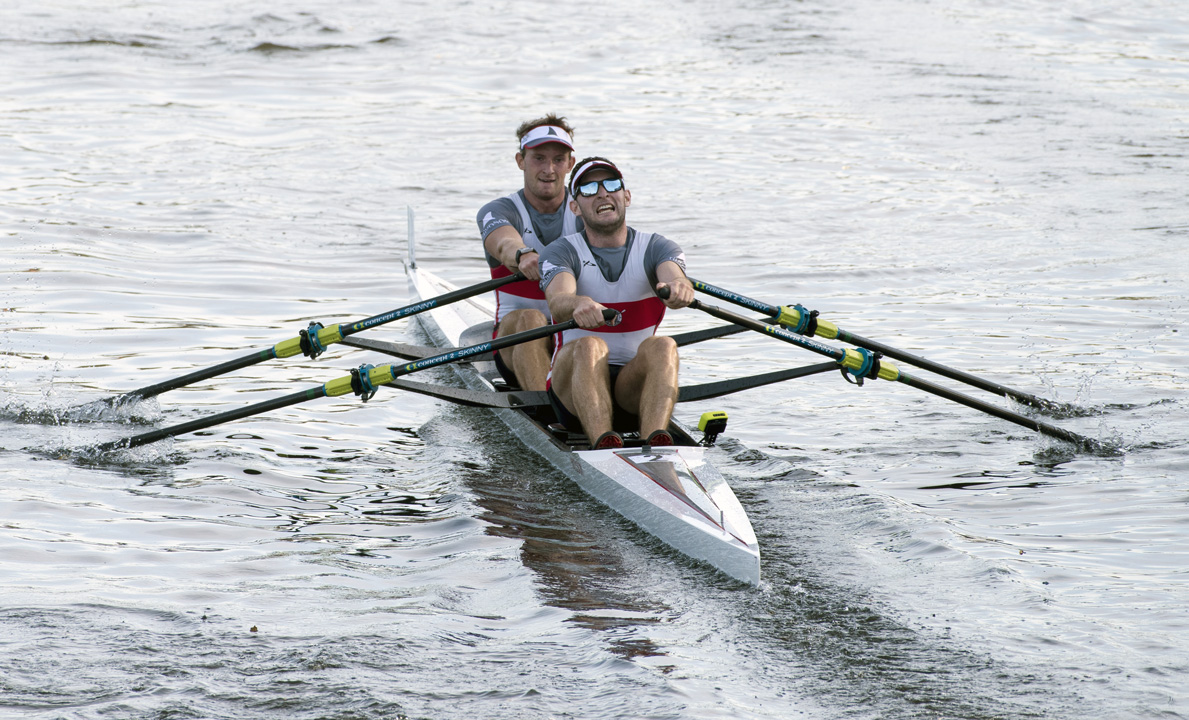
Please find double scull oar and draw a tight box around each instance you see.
[689,278,1084,415]
[682,295,1109,453]
[102,272,526,406]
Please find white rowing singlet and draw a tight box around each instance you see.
[491,191,578,324]
[551,231,666,367]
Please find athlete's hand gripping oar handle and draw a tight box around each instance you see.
[685,296,1108,454]
[91,308,614,453]
[687,277,1079,415]
[108,272,526,405]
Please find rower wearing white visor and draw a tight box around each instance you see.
[475,115,582,392]
[539,157,695,450]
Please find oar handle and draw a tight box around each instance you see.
[340,271,525,338]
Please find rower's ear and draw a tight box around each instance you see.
[624,188,631,207]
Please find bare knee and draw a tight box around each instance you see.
[569,336,610,368]
[499,308,548,334]
[637,336,678,367]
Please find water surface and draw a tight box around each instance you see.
[3,1,1188,718]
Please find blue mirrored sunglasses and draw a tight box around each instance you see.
[574,178,624,197]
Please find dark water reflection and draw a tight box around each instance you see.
[442,407,675,660]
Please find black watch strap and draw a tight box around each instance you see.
[515,247,538,264]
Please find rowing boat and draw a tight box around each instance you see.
[90,224,1099,584]
[403,236,761,585]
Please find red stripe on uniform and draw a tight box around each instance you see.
[490,267,545,299]
[592,296,666,333]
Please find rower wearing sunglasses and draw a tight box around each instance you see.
[540,157,695,450]
[476,114,582,392]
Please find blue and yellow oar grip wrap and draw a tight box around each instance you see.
[318,324,344,347]
[272,324,345,359]
[839,348,900,381]
[773,305,802,328]
[274,336,305,359]
[323,364,396,397]
[814,318,839,340]
[324,373,355,397]
[368,364,395,387]
[774,305,839,340]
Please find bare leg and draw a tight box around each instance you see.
[614,336,680,438]
[495,308,551,391]
[550,336,613,444]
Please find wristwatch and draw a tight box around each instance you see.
[515,247,538,264]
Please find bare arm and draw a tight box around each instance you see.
[654,260,694,309]
[544,271,612,329]
[484,225,540,281]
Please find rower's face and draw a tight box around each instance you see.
[570,170,630,232]
[517,144,574,202]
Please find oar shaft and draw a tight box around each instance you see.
[342,321,752,363]
[119,349,276,402]
[341,272,524,337]
[830,330,1031,404]
[689,300,849,366]
[96,387,326,451]
[688,277,1066,412]
[896,371,1104,452]
[112,272,525,402]
[688,279,778,317]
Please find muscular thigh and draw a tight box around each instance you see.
[612,336,677,413]
[551,336,609,409]
[612,354,650,415]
